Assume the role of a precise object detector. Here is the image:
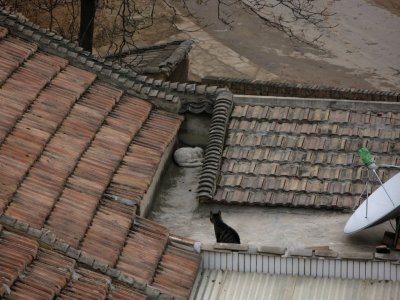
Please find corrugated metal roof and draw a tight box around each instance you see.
[200,249,400,281]
[191,269,400,300]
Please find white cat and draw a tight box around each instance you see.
[173,146,204,167]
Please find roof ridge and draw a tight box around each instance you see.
[203,76,400,102]
[198,91,233,200]
[107,39,194,77]
[0,9,231,115]
[0,213,175,299]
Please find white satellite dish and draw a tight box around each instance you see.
[344,172,400,234]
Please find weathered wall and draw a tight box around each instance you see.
[178,112,211,147]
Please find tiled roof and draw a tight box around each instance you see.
[107,40,193,77]
[200,96,400,209]
[0,221,200,299]
[0,25,201,299]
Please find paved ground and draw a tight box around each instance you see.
[170,0,400,91]
[148,163,392,253]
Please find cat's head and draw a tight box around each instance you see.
[210,210,222,224]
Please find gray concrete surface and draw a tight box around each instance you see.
[149,162,393,253]
[171,0,400,91]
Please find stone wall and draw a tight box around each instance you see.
[202,76,400,102]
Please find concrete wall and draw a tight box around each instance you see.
[140,137,177,217]
[178,112,211,147]
[202,76,400,102]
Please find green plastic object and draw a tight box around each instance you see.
[358,147,374,167]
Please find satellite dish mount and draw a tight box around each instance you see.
[345,148,400,249]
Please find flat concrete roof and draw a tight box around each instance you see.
[149,163,393,253]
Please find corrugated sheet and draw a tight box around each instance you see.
[191,269,400,300]
[201,251,400,281]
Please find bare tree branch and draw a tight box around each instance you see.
[0,0,336,59]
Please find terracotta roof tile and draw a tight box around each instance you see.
[281,135,303,148]
[241,176,265,189]
[267,106,289,120]
[349,111,370,123]
[275,122,297,133]
[0,50,67,139]
[331,152,355,165]
[10,249,74,299]
[0,66,95,211]
[254,162,278,175]
[328,110,350,123]
[310,151,332,164]
[0,24,199,298]
[258,120,276,132]
[152,245,201,300]
[108,285,147,300]
[318,166,341,180]
[0,36,37,82]
[0,230,38,297]
[308,108,330,121]
[271,191,294,206]
[261,134,284,147]
[0,226,153,299]
[263,176,286,190]
[276,163,298,177]
[58,267,109,299]
[296,123,317,134]
[80,198,136,266]
[41,97,151,246]
[287,107,310,120]
[214,103,400,209]
[285,178,308,192]
[116,217,168,283]
[107,110,182,203]
[297,164,319,178]
[292,193,315,207]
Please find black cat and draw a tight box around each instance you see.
[210,210,240,244]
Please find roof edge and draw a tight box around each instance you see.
[199,241,400,266]
[199,244,400,282]
[233,95,400,112]
[202,75,400,102]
